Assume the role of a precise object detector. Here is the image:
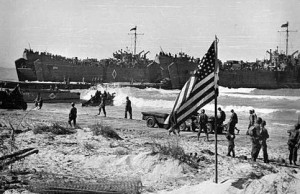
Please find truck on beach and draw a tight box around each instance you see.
[141,111,226,134]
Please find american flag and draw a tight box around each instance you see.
[164,40,219,128]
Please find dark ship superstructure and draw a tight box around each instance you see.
[15,26,154,84]
[15,48,152,84]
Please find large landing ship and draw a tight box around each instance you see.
[155,23,300,89]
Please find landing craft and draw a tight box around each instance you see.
[155,22,300,89]
[14,24,300,89]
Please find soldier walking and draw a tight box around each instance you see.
[68,102,77,128]
[217,107,226,133]
[125,96,132,119]
[197,109,209,141]
[98,95,106,117]
[287,123,300,165]
[228,109,238,134]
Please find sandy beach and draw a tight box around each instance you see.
[1,102,300,193]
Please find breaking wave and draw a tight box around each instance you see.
[220,93,300,101]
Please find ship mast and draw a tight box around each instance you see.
[128,26,144,55]
[286,22,289,55]
[279,22,297,56]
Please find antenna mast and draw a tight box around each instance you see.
[279,22,297,55]
[128,26,144,55]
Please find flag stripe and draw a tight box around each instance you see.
[177,92,215,123]
[174,78,195,110]
[177,76,215,113]
[163,77,195,125]
[167,40,217,129]
[192,72,214,93]
[177,83,215,118]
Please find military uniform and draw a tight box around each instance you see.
[68,104,77,127]
[226,133,235,157]
[217,108,226,133]
[260,124,269,163]
[98,96,106,117]
[250,120,262,162]
[287,124,300,165]
[125,97,132,119]
[228,110,238,135]
[38,98,43,109]
[197,111,208,141]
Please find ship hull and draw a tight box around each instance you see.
[15,49,300,89]
[33,61,151,83]
[219,69,300,89]
[156,54,300,89]
[22,89,80,103]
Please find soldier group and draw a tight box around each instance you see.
[169,107,300,165]
[247,115,270,163]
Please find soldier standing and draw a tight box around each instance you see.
[250,117,262,162]
[247,109,257,135]
[248,110,255,129]
[217,107,226,133]
[98,95,106,117]
[226,132,235,157]
[197,109,209,141]
[68,102,77,128]
[125,96,132,119]
[38,97,43,110]
[252,109,258,122]
[228,109,238,135]
[34,95,39,108]
[260,120,269,163]
[287,123,300,165]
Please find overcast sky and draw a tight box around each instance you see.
[0,0,299,68]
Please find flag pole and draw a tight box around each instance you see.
[214,35,219,183]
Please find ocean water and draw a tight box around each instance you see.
[0,67,18,82]
[79,84,300,135]
[1,67,299,134]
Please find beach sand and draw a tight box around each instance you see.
[1,103,300,193]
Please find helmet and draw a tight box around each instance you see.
[257,117,262,124]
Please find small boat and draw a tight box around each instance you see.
[81,91,115,107]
